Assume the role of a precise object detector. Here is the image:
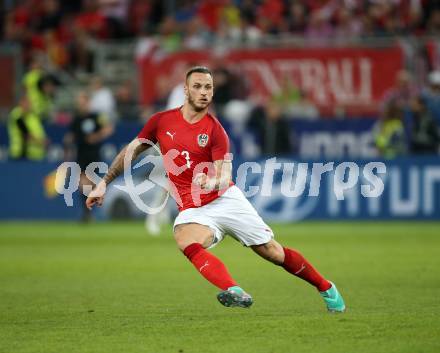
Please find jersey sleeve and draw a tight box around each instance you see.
[137,113,160,144]
[211,122,231,161]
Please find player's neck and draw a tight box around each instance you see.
[180,105,207,124]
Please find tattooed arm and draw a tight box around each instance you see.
[102,140,148,185]
[86,139,149,210]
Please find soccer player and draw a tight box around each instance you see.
[86,66,345,311]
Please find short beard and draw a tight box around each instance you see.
[188,94,208,112]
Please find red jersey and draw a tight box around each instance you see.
[137,108,232,211]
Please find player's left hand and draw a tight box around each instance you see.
[86,181,107,210]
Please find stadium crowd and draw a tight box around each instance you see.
[1,0,440,161]
[2,0,440,70]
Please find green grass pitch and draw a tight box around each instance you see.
[0,221,439,353]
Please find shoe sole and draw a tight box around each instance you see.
[328,307,346,313]
[217,290,253,308]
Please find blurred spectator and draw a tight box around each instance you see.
[381,70,418,112]
[221,0,241,29]
[36,74,59,118]
[68,26,95,75]
[3,0,440,76]
[89,76,116,122]
[115,80,140,121]
[35,0,62,33]
[182,17,209,49]
[166,76,185,110]
[305,11,334,41]
[134,24,159,61]
[237,16,262,44]
[64,91,114,222]
[149,76,174,114]
[364,2,394,36]
[22,57,59,120]
[239,0,257,25]
[409,95,440,154]
[8,95,47,161]
[212,66,235,116]
[285,1,309,34]
[288,91,320,120]
[333,8,364,40]
[74,0,108,40]
[23,57,44,111]
[272,77,301,110]
[426,8,440,35]
[216,0,242,43]
[59,0,83,14]
[158,16,181,52]
[128,0,152,36]
[374,99,407,158]
[270,78,319,119]
[3,0,440,58]
[257,0,285,34]
[174,0,197,24]
[381,69,419,141]
[42,30,69,69]
[197,0,224,32]
[163,62,197,111]
[248,100,292,156]
[3,0,33,47]
[98,0,130,38]
[421,70,440,127]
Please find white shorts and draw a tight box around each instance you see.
[173,185,274,248]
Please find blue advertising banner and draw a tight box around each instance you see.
[0,161,81,220]
[0,157,439,221]
[234,157,440,221]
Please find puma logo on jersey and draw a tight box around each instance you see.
[166,131,176,140]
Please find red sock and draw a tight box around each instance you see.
[282,247,331,292]
[183,243,237,290]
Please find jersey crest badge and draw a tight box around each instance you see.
[197,134,209,147]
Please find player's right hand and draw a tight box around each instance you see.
[86,181,107,210]
[193,173,216,191]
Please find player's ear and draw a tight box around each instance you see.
[184,84,188,97]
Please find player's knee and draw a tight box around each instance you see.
[173,224,213,251]
[174,231,194,251]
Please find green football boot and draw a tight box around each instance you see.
[320,282,346,313]
[217,286,253,308]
